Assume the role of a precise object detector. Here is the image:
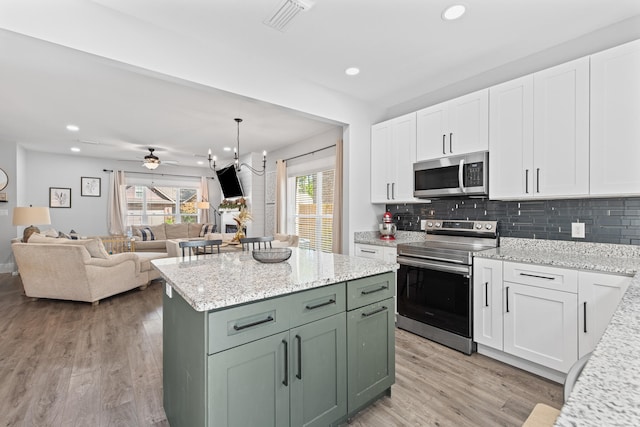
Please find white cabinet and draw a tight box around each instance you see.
[416,89,488,161]
[473,258,503,349]
[578,271,631,358]
[489,58,589,199]
[590,39,640,196]
[354,243,397,313]
[371,113,417,203]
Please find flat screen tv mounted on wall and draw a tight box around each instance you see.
[216,165,244,198]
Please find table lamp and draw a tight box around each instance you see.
[12,206,51,242]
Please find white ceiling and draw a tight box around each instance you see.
[1,0,639,168]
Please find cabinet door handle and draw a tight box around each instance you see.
[484,282,489,307]
[362,306,388,317]
[391,183,395,200]
[505,286,510,313]
[296,334,302,380]
[386,183,390,200]
[583,302,587,333]
[282,339,288,386]
[233,315,274,331]
[519,272,555,281]
[442,134,446,154]
[536,168,540,193]
[525,169,529,194]
[305,299,336,310]
[361,285,388,295]
[449,132,453,153]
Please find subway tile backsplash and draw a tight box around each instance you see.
[387,197,640,246]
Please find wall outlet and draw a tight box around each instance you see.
[165,283,173,298]
[571,222,585,238]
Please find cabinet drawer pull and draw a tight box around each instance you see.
[360,249,377,254]
[442,134,446,155]
[362,306,388,317]
[484,282,489,307]
[449,132,453,153]
[296,335,302,380]
[583,302,587,333]
[505,287,510,313]
[519,272,555,281]
[282,339,288,386]
[233,315,274,331]
[361,285,388,295]
[305,299,336,310]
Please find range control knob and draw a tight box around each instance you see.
[427,222,433,228]
[485,224,493,230]
[435,222,441,228]
[475,223,482,229]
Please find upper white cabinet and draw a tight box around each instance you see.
[416,89,488,161]
[578,271,631,358]
[590,39,640,196]
[371,113,417,204]
[489,58,590,199]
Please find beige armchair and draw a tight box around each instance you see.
[12,240,166,305]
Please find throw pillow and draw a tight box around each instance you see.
[58,231,71,239]
[140,227,156,241]
[200,223,216,237]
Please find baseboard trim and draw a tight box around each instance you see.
[0,262,16,274]
[477,344,566,384]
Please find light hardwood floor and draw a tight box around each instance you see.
[0,273,562,426]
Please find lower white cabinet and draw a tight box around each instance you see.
[578,271,631,358]
[474,259,631,377]
[354,243,397,263]
[503,282,577,373]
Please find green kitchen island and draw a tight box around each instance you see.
[152,248,397,427]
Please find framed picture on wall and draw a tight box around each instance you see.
[49,187,71,208]
[81,177,101,197]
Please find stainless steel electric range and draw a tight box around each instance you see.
[396,219,499,355]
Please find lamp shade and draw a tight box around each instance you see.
[12,206,51,226]
[197,201,210,209]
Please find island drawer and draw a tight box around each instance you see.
[208,296,290,354]
[347,272,395,310]
[289,283,346,328]
[504,261,578,293]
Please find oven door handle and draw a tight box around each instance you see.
[397,256,470,277]
[397,252,467,265]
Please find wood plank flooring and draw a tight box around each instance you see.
[0,273,562,426]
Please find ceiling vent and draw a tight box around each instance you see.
[264,0,315,32]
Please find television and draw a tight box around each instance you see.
[216,165,244,198]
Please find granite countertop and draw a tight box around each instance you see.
[474,238,640,426]
[152,248,397,312]
[354,230,426,247]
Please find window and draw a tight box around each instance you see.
[290,169,334,252]
[126,185,199,226]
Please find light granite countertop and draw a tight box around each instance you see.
[152,248,397,312]
[474,238,640,426]
[354,230,426,247]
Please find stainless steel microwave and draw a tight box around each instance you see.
[413,151,488,198]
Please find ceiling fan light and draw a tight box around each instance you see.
[143,148,161,169]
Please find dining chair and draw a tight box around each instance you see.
[179,239,223,258]
[240,236,274,251]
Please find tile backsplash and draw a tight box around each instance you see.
[387,197,640,245]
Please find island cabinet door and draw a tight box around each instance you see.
[290,313,347,427]
[347,297,396,413]
[208,331,290,427]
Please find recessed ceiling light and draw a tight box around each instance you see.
[70,147,81,152]
[223,147,232,152]
[345,67,360,76]
[442,4,466,21]
[66,124,79,132]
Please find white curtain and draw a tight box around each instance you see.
[200,176,210,224]
[275,160,287,234]
[332,139,343,254]
[107,170,127,235]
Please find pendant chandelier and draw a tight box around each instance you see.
[143,148,161,170]
[208,118,266,176]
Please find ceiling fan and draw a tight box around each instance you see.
[143,148,161,169]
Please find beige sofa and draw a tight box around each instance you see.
[132,223,213,252]
[12,235,167,305]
